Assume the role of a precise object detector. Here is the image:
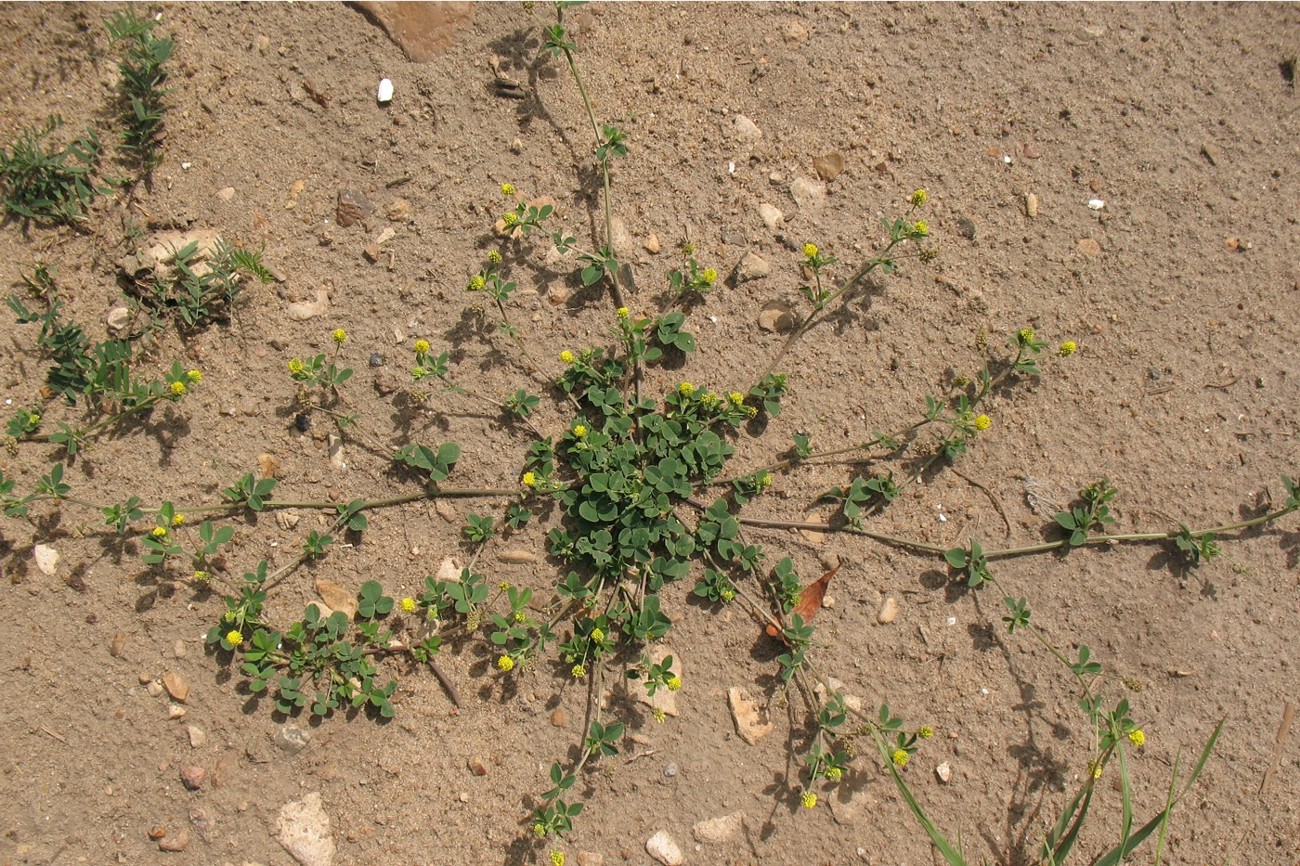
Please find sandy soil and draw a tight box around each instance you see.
[0,3,1297,865]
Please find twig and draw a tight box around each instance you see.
[1259,701,1294,794]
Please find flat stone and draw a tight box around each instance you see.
[735,251,771,283]
[790,175,827,210]
[727,687,772,745]
[315,581,357,620]
[273,724,312,755]
[386,197,412,222]
[1024,192,1039,218]
[643,232,661,254]
[285,288,330,320]
[1077,237,1102,257]
[277,792,335,866]
[550,707,568,728]
[497,549,539,565]
[354,1,474,62]
[187,726,206,748]
[106,306,132,333]
[335,190,371,228]
[179,765,206,791]
[33,544,59,576]
[645,830,683,866]
[216,186,236,202]
[936,761,952,783]
[877,597,900,624]
[757,202,784,231]
[162,671,189,702]
[813,152,845,182]
[692,811,745,844]
[733,114,762,143]
[158,829,191,852]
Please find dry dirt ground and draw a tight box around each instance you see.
[0,3,1298,865]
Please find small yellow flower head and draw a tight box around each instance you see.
[487,249,503,265]
[616,306,630,320]
[910,188,928,207]
[681,241,697,255]
[170,381,187,396]
[549,851,565,866]
[570,663,586,679]
[497,655,515,672]
[678,382,695,397]
[513,611,526,623]
[729,392,745,406]
[918,725,935,740]
[825,767,843,782]
[225,630,242,646]
[192,570,210,583]
[572,424,587,438]
[560,350,575,365]
[171,513,186,527]
[801,790,817,809]
[802,242,819,260]
[759,472,773,489]
[413,339,431,355]
[151,526,168,538]
[500,182,516,197]
[652,708,666,724]
[468,274,486,291]
[744,405,758,419]
[498,581,511,592]
[1128,728,1146,747]
[1018,326,1035,343]
[590,627,605,643]
[973,414,992,431]
[701,267,718,284]
[331,328,347,344]
[521,471,537,488]
[222,611,236,624]
[1059,340,1078,357]
[912,219,929,237]
[666,676,682,692]
[720,587,735,602]
[288,358,305,375]
[502,212,519,226]
[1091,762,1104,780]
[185,369,202,384]
[891,748,910,768]
[532,822,547,838]
[400,597,417,613]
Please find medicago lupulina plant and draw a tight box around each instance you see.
[1,4,1296,865]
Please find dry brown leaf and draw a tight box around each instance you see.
[766,564,841,638]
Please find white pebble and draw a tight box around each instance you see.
[377,78,394,104]
[1087,198,1105,210]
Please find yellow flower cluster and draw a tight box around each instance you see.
[497,655,515,672]
[332,328,347,344]
[400,597,417,613]
[701,267,718,284]
[549,852,564,866]
[678,382,695,396]
[572,424,587,438]
[570,664,586,679]
[171,513,186,527]
[226,630,242,646]
[186,369,202,383]
[1128,728,1146,747]
[288,358,306,375]
[825,767,842,782]
[170,381,187,396]
[468,274,486,291]
[918,725,934,739]
[801,790,817,809]
[521,471,537,488]
[151,526,168,538]
[500,182,516,196]
[912,219,928,236]
[667,676,682,691]
[560,350,575,364]
[616,306,630,320]
[414,339,431,355]
[910,188,928,207]
[891,748,910,768]
[973,414,991,431]
[1059,340,1078,356]
[802,242,819,259]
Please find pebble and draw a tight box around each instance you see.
[877,597,900,624]
[467,758,488,776]
[276,792,335,866]
[497,549,540,565]
[1024,192,1039,218]
[606,216,636,261]
[956,216,977,240]
[173,640,187,659]
[368,352,385,368]
[550,708,568,727]
[276,509,301,531]
[1086,198,1105,211]
[216,186,236,202]
[1200,142,1222,166]
[645,830,684,866]
[327,434,347,471]
[434,500,458,524]
[168,704,187,720]
[436,557,461,583]
[163,672,189,702]
[336,190,371,227]
[577,854,604,866]
[377,77,394,104]
[692,811,744,844]
[180,765,206,791]
[147,681,164,698]
[813,152,845,182]
[106,306,133,333]
[1076,238,1102,257]
[188,805,216,841]
[286,288,330,320]
[727,687,772,744]
[735,251,771,283]
[789,175,827,210]
[273,724,312,755]
[733,114,762,143]
[33,544,59,576]
[663,762,678,778]
[797,514,827,542]
[110,632,127,658]
[386,197,412,222]
[757,301,796,334]
[1022,143,1041,159]
[936,761,952,783]
[158,829,191,852]
[643,232,661,254]
[783,20,809,42]
[757,202,783,231]
[187,726,206,748]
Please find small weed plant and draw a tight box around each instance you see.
[1,4,1295,865]
[106,9,174,173]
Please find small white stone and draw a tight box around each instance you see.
[646,830,683,866]
[757,202,784,231]
[936,761,952,783]
[33,544,59,576]
[733,114,762,142]
[1087,198,1105,210]
[377,78,394,104]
